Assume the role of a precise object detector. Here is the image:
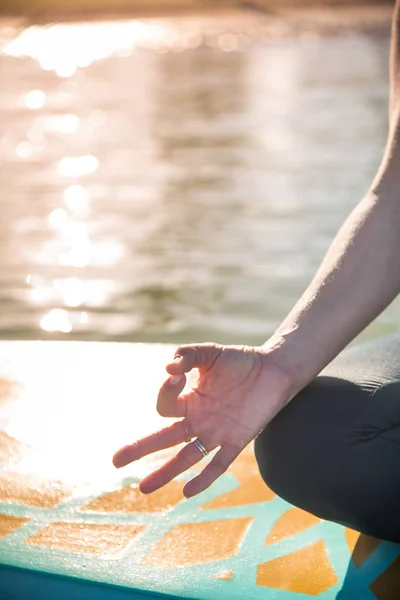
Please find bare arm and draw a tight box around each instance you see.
[265,0,400,392]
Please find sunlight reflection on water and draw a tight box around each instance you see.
[0,13,398,345]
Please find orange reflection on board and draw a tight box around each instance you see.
[265,507,321,546]
[211,571,233,581]
[0,514,29,540]
[202,450,275,510]
[210,571,233,581]
[81,479,185,514]
[0,472,72,509]
[257,540,338,594]
[142,517,253,568]
[26,522,145,555]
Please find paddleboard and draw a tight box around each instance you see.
[0,341,398,599]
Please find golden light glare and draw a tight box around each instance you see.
[40,309,72,333]
[24,89,46,109]
[59,241,92,268]
[3,20,201,77]
[55,63,77,78]
[7,19,203,339]
[53,278,85,308]
[1,343,185,483]
[26,274,116,312]
[27,285,53,306]
[64,185,89,213]
[91,241,124,268]
[48,208,68,229]
[58,155,98,177]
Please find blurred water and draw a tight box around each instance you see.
[0,15,398,345]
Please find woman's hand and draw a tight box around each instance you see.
[112,343,295,498]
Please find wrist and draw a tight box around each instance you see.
[259,332,319,396]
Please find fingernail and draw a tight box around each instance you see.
[173,355,182,362]
[169,374,183,385]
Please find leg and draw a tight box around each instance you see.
[255,335,400,542]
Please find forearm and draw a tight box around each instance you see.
[263,1,400,392]
[373,0,400,191]
[265,188,400,390]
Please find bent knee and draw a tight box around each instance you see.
[254,377,364,519]
[254,382,322,505]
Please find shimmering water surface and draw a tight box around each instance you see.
[0,13,397,345]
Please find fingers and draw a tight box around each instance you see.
[183,445,240,498]
[157,374,187,418]
[112,420,192,468]
[139,437,217,494]
[158,344,223,418]
[166,343,223,376]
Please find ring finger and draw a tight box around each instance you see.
[139,437,217,494]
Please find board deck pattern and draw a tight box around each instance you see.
[0,342,399,599]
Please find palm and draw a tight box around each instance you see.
[113,344,292,498]
[186,348,269,449]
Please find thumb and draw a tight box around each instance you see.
[166,343,223,375]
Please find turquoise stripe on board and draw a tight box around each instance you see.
[0,565,191,600]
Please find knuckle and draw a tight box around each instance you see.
[175,345,192,357]
[205,435,218,449]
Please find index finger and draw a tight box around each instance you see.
[166,344,222,376]
[112,420,192,468]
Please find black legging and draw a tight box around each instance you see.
[254,334,400,543]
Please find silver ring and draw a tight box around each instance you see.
[194,438,209,457]
[182,421,192,443]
